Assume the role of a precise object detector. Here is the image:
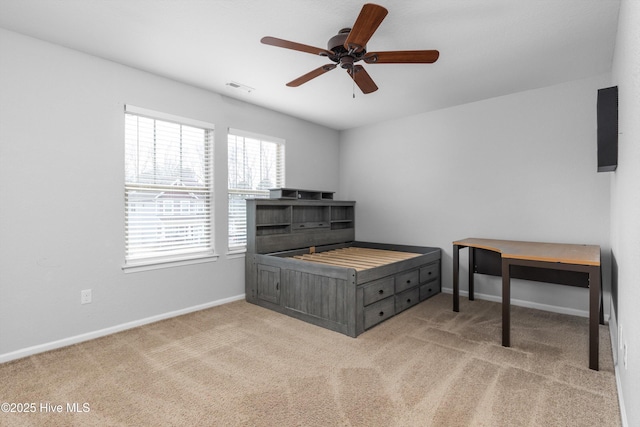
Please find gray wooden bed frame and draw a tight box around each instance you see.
[245,196,441,337]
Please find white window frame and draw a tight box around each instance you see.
[123,105,216,271]
[228,128,285,253]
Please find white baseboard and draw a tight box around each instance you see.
[440,288,609,321]
[0,294,245,364]
[608,305,628,427]
[615,364,628,427]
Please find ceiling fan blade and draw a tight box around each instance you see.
[363,50,440,64]
[347,65,378,94]
[261,36,334,57]
[344,3,388,52]
[287,64,337,87]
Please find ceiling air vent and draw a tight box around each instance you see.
[226,81,254,93]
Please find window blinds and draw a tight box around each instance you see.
[228,129,285,250]
[124,107,214,264]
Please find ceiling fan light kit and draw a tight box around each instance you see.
[261,3,439,94]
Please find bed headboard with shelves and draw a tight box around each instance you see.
[246,196,355,254]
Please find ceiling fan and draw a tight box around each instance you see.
[260,3,439,94]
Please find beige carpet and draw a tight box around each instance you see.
[0,293,620,426]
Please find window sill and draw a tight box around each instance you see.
[226,249,246,260]
[122,253,219,273]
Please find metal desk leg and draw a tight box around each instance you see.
[599,266,605,326]
[453,244,460,312]
[502,258,511,347]
[469,247,475,301]
[589,266,600,371]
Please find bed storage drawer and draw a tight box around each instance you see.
[395,269,419,293]
[420,282,439,301]
[362,276,395,306]
[395,287,420,313]
[420,263,439,283]
[364,297,395,330]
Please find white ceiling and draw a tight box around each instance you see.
[0,0,621,130]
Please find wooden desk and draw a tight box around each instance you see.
[452,238,602,370]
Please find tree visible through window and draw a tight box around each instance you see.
[228,129,285,250]
[124,106,214,265]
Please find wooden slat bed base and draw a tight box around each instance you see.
[291,247,421,271]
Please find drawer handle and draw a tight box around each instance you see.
[428,271,432,275]
[378,289,384,295]
[406,298,412,303]
[406,280,411,284]
[379,311,385,317]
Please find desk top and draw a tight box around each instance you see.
[453,238,600,266]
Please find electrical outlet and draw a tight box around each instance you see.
[80,289,92,305]
[623,342,628,370]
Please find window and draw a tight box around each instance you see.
[228,129,285,251]
[124,106,214,267]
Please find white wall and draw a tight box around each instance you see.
[340,74,611,317]
[0,29,340,359]
[610,0,640,424]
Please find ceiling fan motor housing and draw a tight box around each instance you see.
[328,28,350,53]
[327,28,366,68]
